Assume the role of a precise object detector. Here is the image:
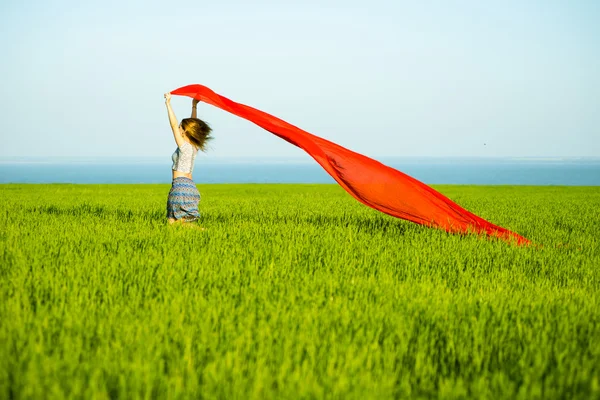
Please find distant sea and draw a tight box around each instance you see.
[1,157,599,185]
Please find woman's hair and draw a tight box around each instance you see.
[181,118,213,152]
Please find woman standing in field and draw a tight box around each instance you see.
[164,92,212,225]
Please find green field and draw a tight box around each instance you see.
[1,184,599,399]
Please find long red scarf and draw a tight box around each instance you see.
[172,84,530,245]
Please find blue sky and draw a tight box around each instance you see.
[1,0,598,160]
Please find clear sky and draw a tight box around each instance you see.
[1,0,598,160]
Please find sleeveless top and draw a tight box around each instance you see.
[172,140,198,173]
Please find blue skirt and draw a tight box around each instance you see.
[166,177,201,221]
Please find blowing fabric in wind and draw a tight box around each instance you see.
[171,84,530,245]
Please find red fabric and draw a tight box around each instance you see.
[172,84,530,245]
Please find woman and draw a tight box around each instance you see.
[164,92,213,225]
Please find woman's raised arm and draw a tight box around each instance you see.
[164,93,185,147]
[191,98,199,118]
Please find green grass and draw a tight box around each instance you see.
[1,184,599,399]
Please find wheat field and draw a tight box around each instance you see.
[1,183,599,399]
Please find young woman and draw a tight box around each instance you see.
[164,92,213,225]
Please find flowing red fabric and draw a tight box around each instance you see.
[172,84,530,245]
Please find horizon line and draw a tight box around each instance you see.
[1,155,599,165]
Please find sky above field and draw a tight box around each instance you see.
[1,0,599,160]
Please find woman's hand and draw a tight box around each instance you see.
[192,98,200,107]
[164,92,172,103]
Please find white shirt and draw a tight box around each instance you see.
[171,141,198,173]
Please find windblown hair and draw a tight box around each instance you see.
[181,118,213,152]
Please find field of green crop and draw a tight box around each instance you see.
[1,183,599,399]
